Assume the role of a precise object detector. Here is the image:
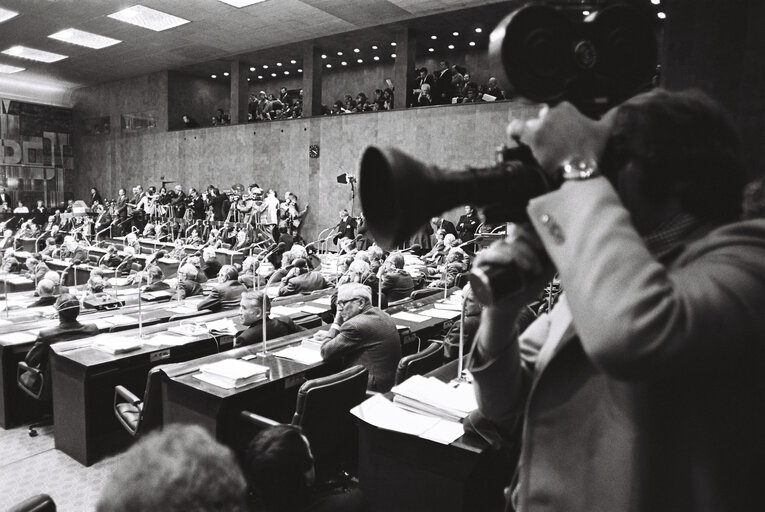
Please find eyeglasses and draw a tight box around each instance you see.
[337,298,359,308]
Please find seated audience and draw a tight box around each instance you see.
[27,279,58,308]
[175,263,204,299]
[96,424,247,512]
[1,248,20,273]
[235,290,303,347]
[202,246,222,279]
[378,252,415,302]
[25,254,51,283]
[318,283,401,392]
[244,424,367,512]
[197,265,246,311]
[278,258,327,296]
[98,245,122,268]
[143,265,170,292]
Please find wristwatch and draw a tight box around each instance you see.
[560,157,600,181]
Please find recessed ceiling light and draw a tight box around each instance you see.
[357,59,363,63]
[263,64,268,68]
[108,5,190,31]
[276,62,282,66]
[250,66,255,71]
[582,10,590,16]
[341,61,347,66]
[448,45,454,50]
[271,72,276,76]
[469,41,476,46]
[290,59,296,64]
[431,35,437,40]
[211,74,217,78]
[2,46,67,63]
[216,0,267,7]
[297,68,302,72]
[391,42,396,46]
[475,27,482,33]
[0,7,19,24]
[247,77,250,81]
[371,45,378,50]
[0,63,24,74]
[321,54,327,59]
[257,75,263,79]
[326,64,331,68]
[337,51,343,56]
[49,28,121,49]
[284,71,289,75]
[353,48,360,53]
[651,0,661,4]
[428,48,434,52]
[373,56,379,61]
[223,72,229,76]
[391,53,396,58]
[452,32,459,36]
[657,11,667,19]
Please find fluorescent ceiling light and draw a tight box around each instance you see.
[0,7,19,23]
[0,63,24,73]
[49,28,121,49]
[216,0,266,7]
[108,5,190,32]
[2,46,67,63]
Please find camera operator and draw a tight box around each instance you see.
[469,89,765,511]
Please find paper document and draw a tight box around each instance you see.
[297,304,325,315]
[311,296,332,306]
[165,305,197,315]
[144,333,194,347]
[433,302,462,311]
[391,311,430,323]
[206,318,238,335]
[391,375,477,420]
[271,306,301,316]
[273,346,324,365]
[418,308,460,320]
[108,277,130,287]
[104,314,136,326]
[168,323,208,337]
[92,318,115,330]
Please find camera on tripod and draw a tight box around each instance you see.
[359,0,660,304]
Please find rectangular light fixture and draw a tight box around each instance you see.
[2,45,67,63]
[0,63,25,73]
[0,7,19,24]
[49,28,121,49]
[108,5,190,32]
[216,0,267,7]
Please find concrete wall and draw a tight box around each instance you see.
[168,71,231,131]
[73,101,537,241]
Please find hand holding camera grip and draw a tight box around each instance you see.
[469,261,524,307]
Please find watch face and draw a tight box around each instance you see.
[309,145,320,158]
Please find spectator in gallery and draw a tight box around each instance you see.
[434,60,454,104]
[382,88,394,110]
[215,108,230,126]
[372,89,384,110]
[415,67,436,97]
[416,83,433,107]
[461,85,484,104]
[182,114,198,128]
[13,200,29,214]
[485,76,505,100]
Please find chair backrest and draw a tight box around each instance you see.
[7,493,56,512]
[395,340,445,385]
[292,365,368,478]
[454,272,470,289]
[137,365,168,435]
[410,288,441,301]
[17,361,47,401]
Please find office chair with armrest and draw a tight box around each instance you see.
[113,365,168,437]
[241,365,369,483]
[17,361,53,437]
[7,493,56,512]
[395,340,445,385]
[410,288,441,301]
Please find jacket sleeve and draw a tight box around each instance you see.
[197,288,221,311]
[321,323,363,360]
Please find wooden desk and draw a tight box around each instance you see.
[357,358,510,512]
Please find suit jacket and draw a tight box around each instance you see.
[456,213,480,241]
[177,279,203,299]
[143,281,170,292]
[235,316,304,347]
[469,178,765,512]
[434,219,458,238]
[26,295,57,309]
[434,67,454,104]
[380,269,415,302]
[197,280,246,311]
[333,217,357,243]
[321,306,402,392]
[278,271,327,296]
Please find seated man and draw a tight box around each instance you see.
[244,425,366,512]
[43,270,66,295]
[142,265,170,292]
[98,245,122,268]
[379,252,415,302]
[1,248,20,273]
[278,258,327,296]
[21,294,99,394]
[96,424,247,512]
[202,246,222,279]
[167,238,186,260]
[318,283,401,392]
[235,290,303,347]
[23,254,49,284]
[238,256,260,289]
[197,265,246,311]
[40,237,58,261]
[27,278,58,308]
[175,263,204,299]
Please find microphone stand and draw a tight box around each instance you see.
[260,270,282,358]
[443,266,448,301]
[3,273,8,319]
[137,271,147,339]
[453,292,468,384]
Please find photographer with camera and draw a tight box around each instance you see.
[468,90,765,511]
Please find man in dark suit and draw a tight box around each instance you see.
[197,265,246,311]
[235,290,303,347]
[278,258,327,296]
[456,205,480,242]
[175,263,204,299]
[434,60,454,105]
[188,188,205,220]
[332,209,356,246]
[21,294,99,395]
[115,188,128,235]
[378,252,415,302]
[32,200,48,226]
[431,216,458,239]
[142,265,170,292]
[27,278,58,308]
[318,283,401,392]
[170,185,186,218]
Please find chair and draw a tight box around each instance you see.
[16,362,53,437]
[395,340,445,385]
[454,272,470,289]
[113,365,168,437]
[410,288,441,301]
[241,365,369,482]
[7,493,56,512]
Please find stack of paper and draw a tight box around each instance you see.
[144,333,195,347]
[311,296,332,306]
[93,336,143,355]
[391,375,477,422]
[194,359,270,388]
[418,308,460,320]
[206,318,237,335]
[301,336,327,352]
[273,346,324,365]
[391,311,430,323]
[168,323,208,336]
[271,305,301,316]
[297,304,325,315]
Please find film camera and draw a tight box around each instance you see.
[359,0,660,304]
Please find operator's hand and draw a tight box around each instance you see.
[507,102,618,177]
